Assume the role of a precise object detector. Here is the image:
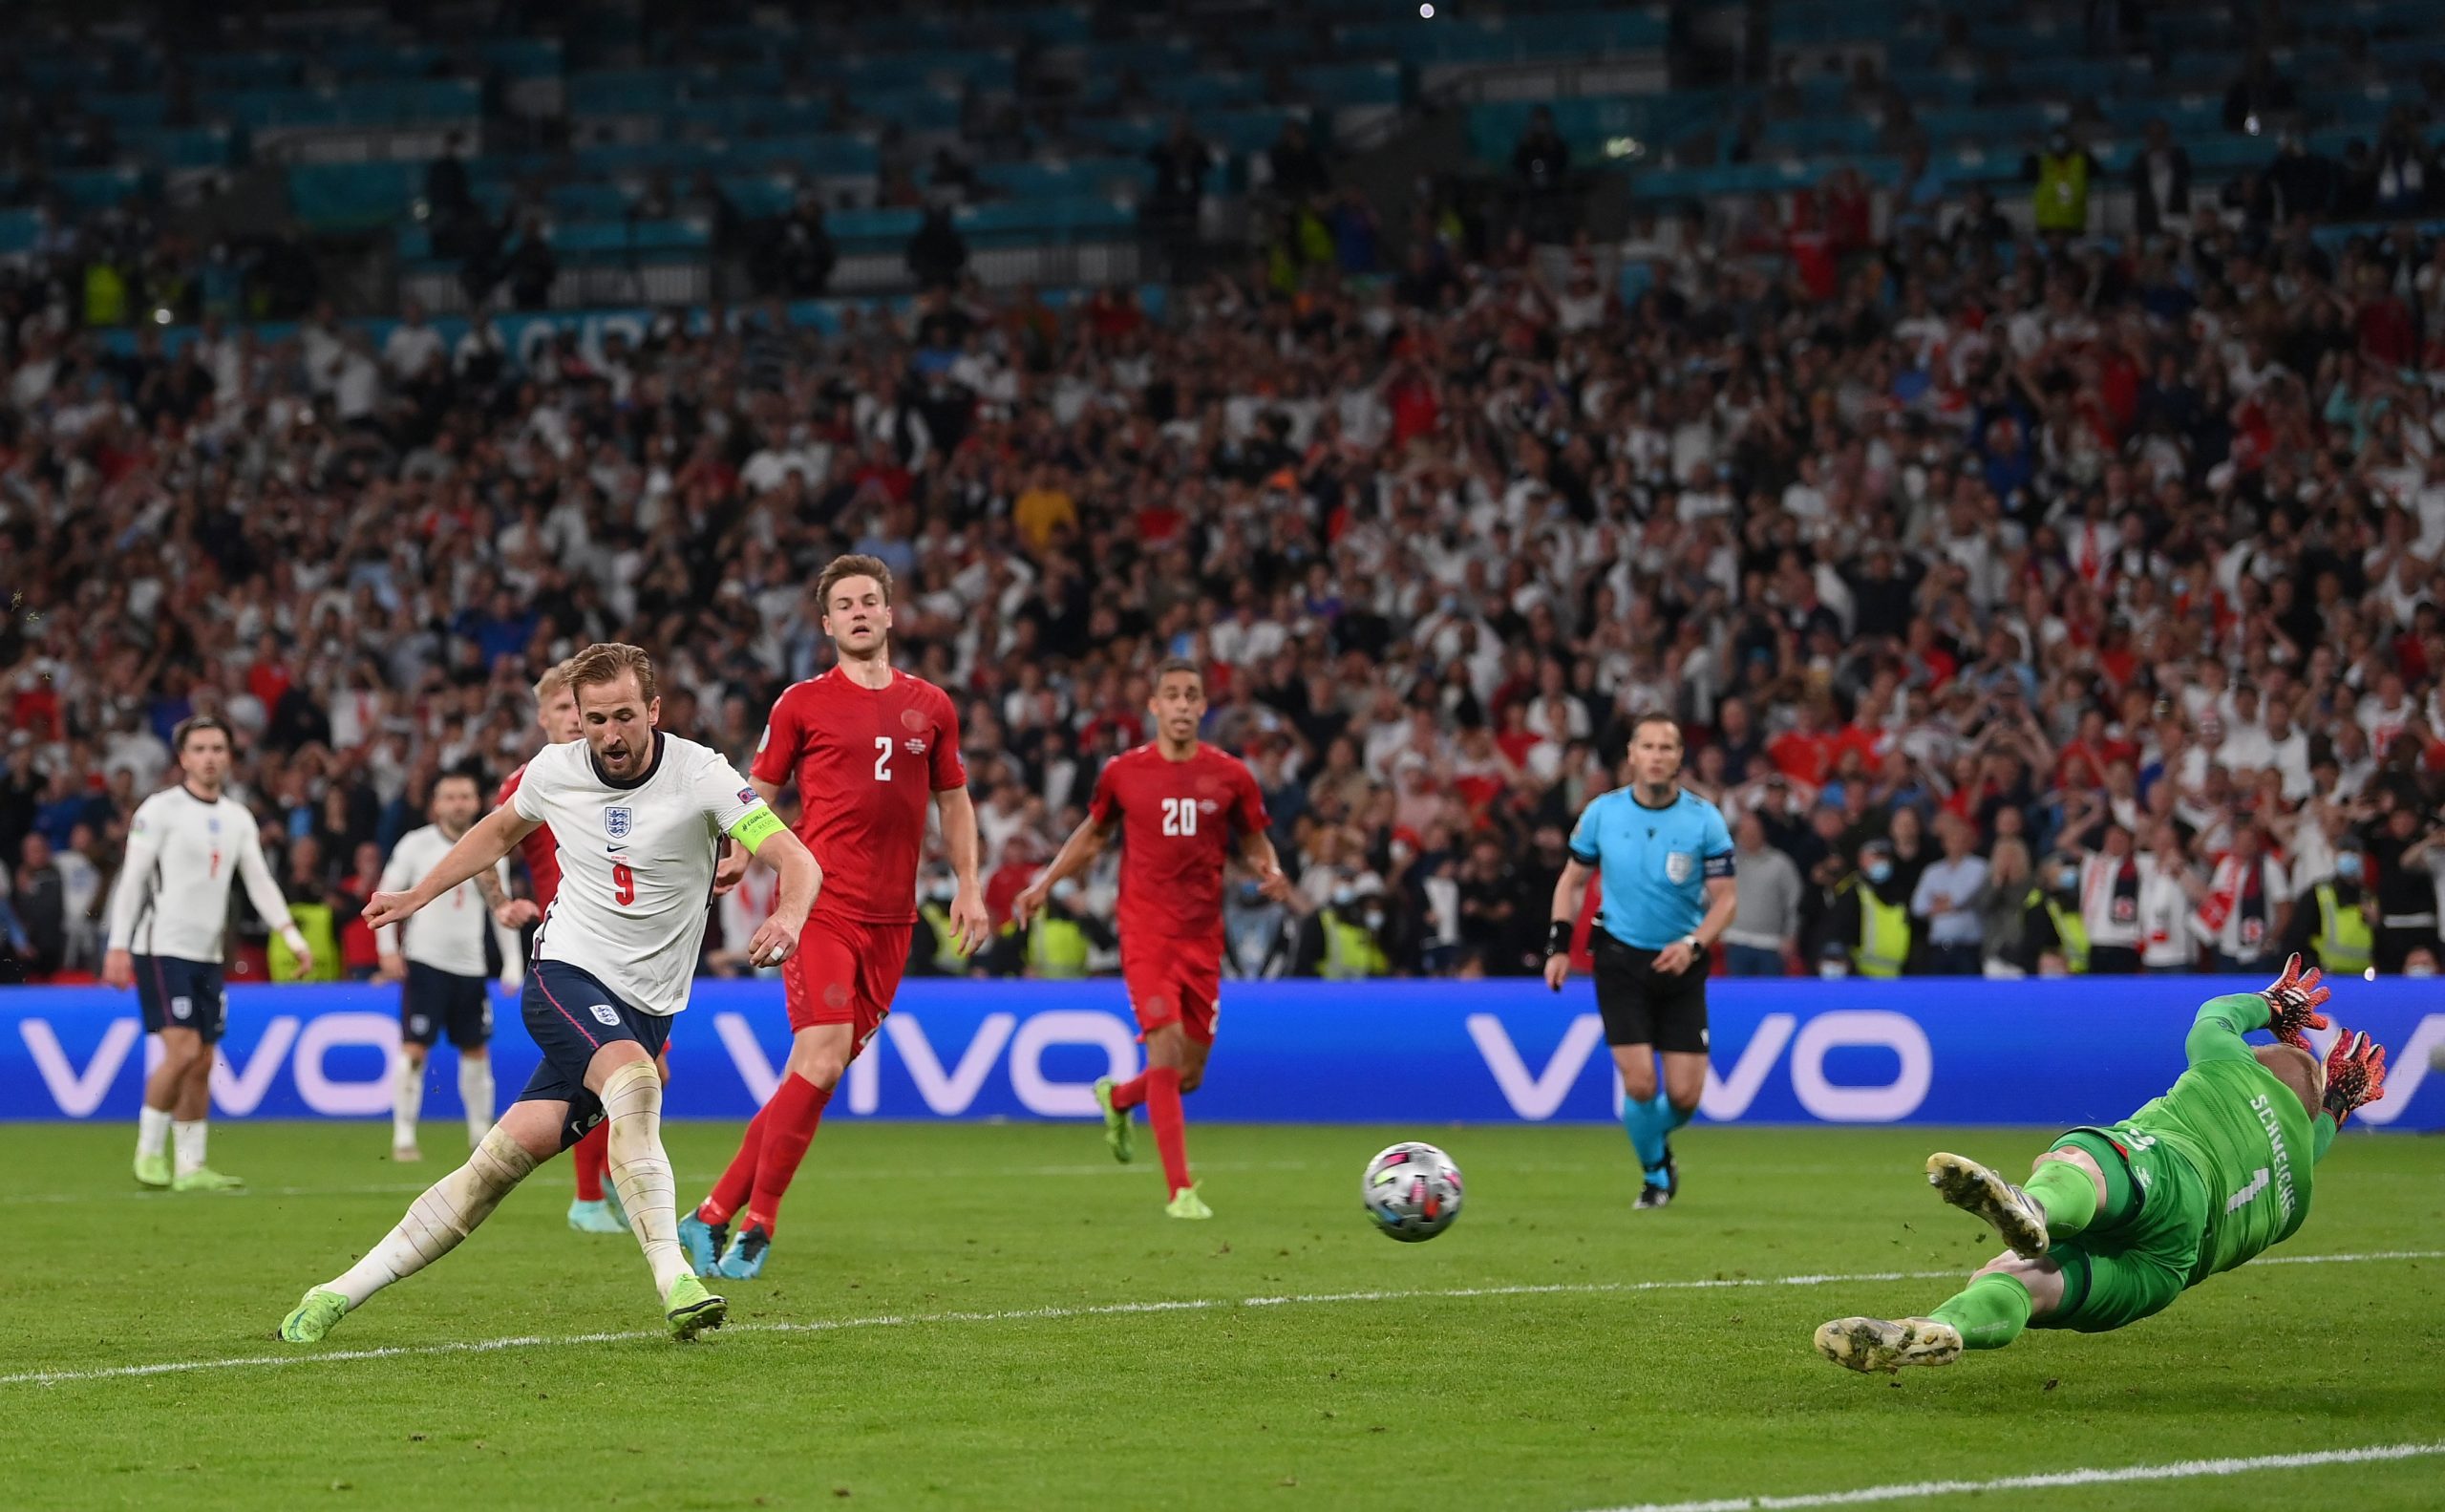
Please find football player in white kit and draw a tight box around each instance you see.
[376,770,524,1162]
[103,716,314,1192]
[280,644,819,1343]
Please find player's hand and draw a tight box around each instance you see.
[1010,880,1050,929]
[101,948,136,990]
[364,890,422,932]
[948,885,992,956]
[712,840,749,898]
[1254,865,1296,905]
[1542,953,1570,992]
[290,944,316,979]
[1652,939,1698,976]
[377,952,408,984]
[2259,952,2332,1049]
[493,898,540,929]
[2321,1027,2388,1125]
[747,914,801,970]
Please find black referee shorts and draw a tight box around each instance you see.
[1591,933,1710,1054]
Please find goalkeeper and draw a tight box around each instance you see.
[1817,955,2389,1373]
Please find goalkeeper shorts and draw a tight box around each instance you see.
[2033,1123,2210,1333]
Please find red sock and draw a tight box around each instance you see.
[571,1121,608,1203]
[1147,1065,1191,1197]
[742,1074,832,1234]
[699,1103,770,1227]
[1109,1072,1148,1111]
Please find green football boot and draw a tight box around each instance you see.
[280,1288,350,1344]
[1093,1076,1134,1164]
[664,1273,728,1341]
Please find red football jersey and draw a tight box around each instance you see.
[754,668,966,924]
[496,761,563,910]
[1089,743,1269,944]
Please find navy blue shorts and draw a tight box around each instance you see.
[518,961,673,1151]
[402,961,493,1049]
[136,955,227,1045]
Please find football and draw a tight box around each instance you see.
[1363,1141,1464,1242]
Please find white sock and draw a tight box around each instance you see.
[457,1056,494,1150]
[602,1060,690,1294]
[328,1127,536,1309]
[138,1106,172,1160]
[172,1119,207,1178]
[393,1058,425,1149]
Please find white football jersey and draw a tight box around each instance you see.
[510,733,770,1016]
[375,823,518,979]
[105,785,296,965]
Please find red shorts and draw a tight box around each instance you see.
[1121,936,1223,1047]
[784,915,913,1054]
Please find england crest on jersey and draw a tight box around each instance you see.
[1665,850,1694,884]
[604,806,633,841]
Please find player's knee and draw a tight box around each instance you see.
[1666,1094,1699,1119]
[1178,1070,1203,1095]
[797,1057,848,1091]
[401,1044,429,1068]
[458,1044,487,1062]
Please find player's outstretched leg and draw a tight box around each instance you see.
[683,1103,769,1273]
[280,1124,541,1343]
[599,1058,725,1337]
[1093,1075,1136,1163]
[718,1069,837,1279]
[1926,1152,2052,1259]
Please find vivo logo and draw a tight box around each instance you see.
[712,1011,1136,1118]
[19,1013,402,1118]
[1467,1010,1935,1123]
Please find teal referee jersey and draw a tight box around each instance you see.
[1569,787,1734,949]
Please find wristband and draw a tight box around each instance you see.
[1545,920,1572,958]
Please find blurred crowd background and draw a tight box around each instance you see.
[6,0,2445,987]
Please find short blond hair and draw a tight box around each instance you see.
[563,643,658,707]
[534,658,574,704]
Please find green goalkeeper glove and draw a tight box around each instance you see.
[2322,1029,2388,1126]
[2259,953,2332,1051]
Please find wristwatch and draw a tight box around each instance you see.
[1680,933,1700,953]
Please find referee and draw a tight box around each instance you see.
[1544,713,1737,1209]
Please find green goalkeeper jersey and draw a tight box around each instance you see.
[2120,994,2338,1284]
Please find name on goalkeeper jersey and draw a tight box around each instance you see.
[2247,1094,2297,1222]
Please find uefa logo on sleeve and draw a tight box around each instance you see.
[604,806,633,841]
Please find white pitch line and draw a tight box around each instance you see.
[6,1249,2435,1390]
[0,1160,1324,1206]
[1585,1440,2445,1512]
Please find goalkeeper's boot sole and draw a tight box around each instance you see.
[678,1211,727,1277]
[1094,1076,1134,1163]
[663,1274,728,1341]
[1926,1152,2051,1260]
[1814,1316,1963,1374]
[280,1288,350,1345]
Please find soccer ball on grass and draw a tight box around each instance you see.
[1363,1141,1462,1242]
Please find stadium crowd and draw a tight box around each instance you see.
[7,164,2445,989]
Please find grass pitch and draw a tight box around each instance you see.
[1,1120,2439,1511]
